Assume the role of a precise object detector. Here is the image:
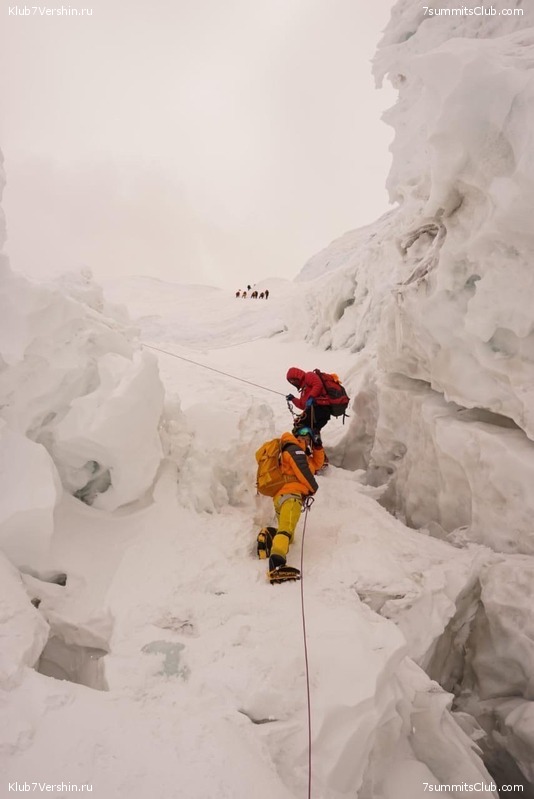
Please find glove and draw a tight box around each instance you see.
[305,397,314,408]
[286,394,295,402]
[311,432,323,448]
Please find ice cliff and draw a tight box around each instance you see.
[0,150,164,572]
[299,0,534,553]
[296,0,534,785]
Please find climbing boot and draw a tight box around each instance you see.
[268,563,301,584]
[268,553,286,570]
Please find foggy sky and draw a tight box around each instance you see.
[0,0,396,288]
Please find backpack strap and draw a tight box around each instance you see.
[313,369,329,397]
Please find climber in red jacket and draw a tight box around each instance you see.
[285,366,332,434]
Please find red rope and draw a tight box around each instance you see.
[300,506,312,799]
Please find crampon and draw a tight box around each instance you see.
[268,565,301,585]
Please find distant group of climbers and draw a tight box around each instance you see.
[255,367,350,584]
[236,287,269,299]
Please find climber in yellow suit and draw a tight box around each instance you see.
[258,426,325,573]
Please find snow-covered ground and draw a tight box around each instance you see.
[3,0,534,795]
[0,270,519,798]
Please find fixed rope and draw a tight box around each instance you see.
[148,338,312,793]
[144,343,286,397]
[300,498,314,799]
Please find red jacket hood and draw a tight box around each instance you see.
[286,367,305,388]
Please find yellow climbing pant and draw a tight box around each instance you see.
[270,494,303,560]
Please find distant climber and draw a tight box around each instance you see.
[247,284,251,291]
[259,292,265,299]
[255,426,324,583]
[264,289,269,299]
[236,290,241,298]
[242,291,247,298]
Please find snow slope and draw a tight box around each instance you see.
[1,269,504,797]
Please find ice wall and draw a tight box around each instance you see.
[297,0,534,554]
[374,1,534,555]
[0,551,49,688]
[294,0,534,782]
[376,22,534,433]
[0,148,165,568]
[0,264,164,520]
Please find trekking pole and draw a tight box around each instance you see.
[300,496,314,799]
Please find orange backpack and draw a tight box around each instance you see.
[255,438,290,496]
